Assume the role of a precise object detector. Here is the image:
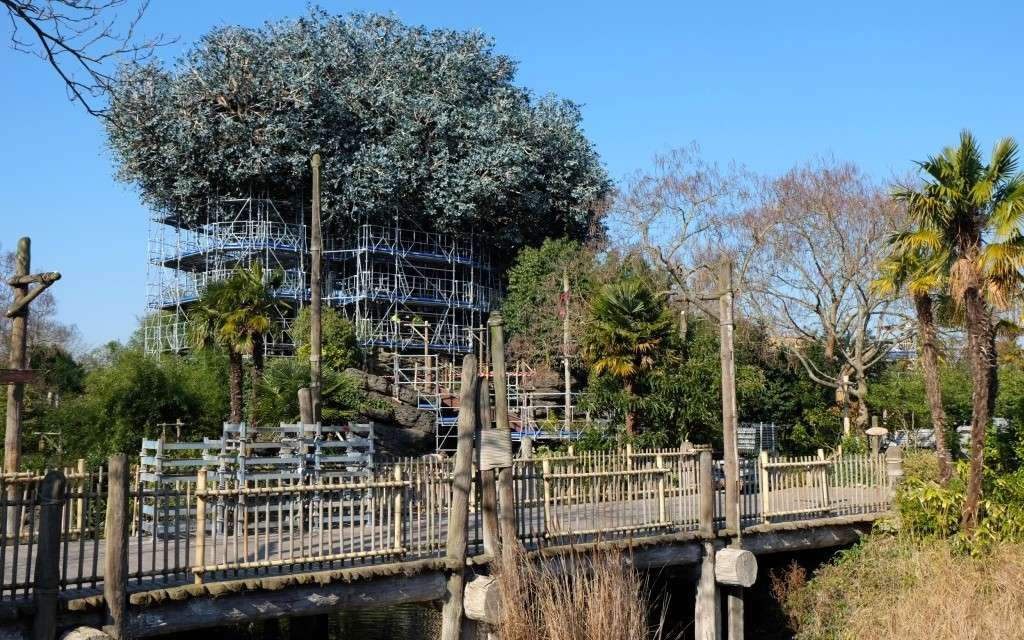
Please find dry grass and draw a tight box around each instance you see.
[780,535,1024,640]
[494,544,651,640]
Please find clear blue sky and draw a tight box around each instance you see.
[2,0,1021,348]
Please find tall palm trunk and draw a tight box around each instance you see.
[913,293,951,482]
[228,349,244,424]
[250,334,265,426]
[961,287,992,532]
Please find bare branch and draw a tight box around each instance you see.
[3,0,173,117]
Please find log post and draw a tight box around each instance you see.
[818,449,830,513]
[488,313,517,547]
[4,238,30,483]
[695,541,721,640]
[75,458,87,533]
[718,260,740,535]
[541,459,552,537]
[104,455,129,640]
[656,453,667,524]
[31,470,66,640]
[520,437,533,460]
[440,355,478,640]
[478,379,499,557]
[758,451,770,522]
[309,154,323,422]
[698,449,714,536]
[393,464,404,552]
[727,587,744,640]
[194,468,207,584]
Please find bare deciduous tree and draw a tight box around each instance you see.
[612,143,755,332]
[3,0,169,116]
[743,159,908,427]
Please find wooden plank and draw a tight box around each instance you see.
[0,369,38,385]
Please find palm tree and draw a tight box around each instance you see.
[583,278,673,436]
[188,263,284,424]
[876,244,952,482]
[893,131,1024,531]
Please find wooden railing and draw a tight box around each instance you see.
[0,447,895,605]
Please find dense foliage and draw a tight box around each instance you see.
[501,238,596,368]
[106,11,610,264]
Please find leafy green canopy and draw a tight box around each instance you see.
[106,11,610,261]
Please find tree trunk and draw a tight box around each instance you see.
[961,288,992,533]
[987,315,998,419]
[913,294,951,483]
[228,349,244,424]
[624,379,636,437]
[854,378,869,428]
[250,335,265,426]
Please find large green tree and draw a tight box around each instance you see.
[105,11,610,264]
[893,131,1024,531]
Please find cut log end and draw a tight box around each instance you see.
[463,575,502,625]
[714,548,757,587]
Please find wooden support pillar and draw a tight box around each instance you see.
[718,260,740,534]
[695,541,721,640]
[308,154,323,422]
[726,588,744,640]
[31,470,66,640]
[488,313,517,547]
[441,355,478,640]
[4,237,30,480]
[698,449,715,536]
[478,377,499,557]
[104,455,129,640]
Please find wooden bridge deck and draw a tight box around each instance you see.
[2,478,888,603]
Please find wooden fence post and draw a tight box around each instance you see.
[656,454,667,524]
[440,355,478,640]
[31,470,66,640]
[194,468,207,584]
[488,313,518,548]
[104,455,129,640]
[478,379,499,557]
[699,449,714,536]
[817,449,830,513]
[541,459,552,537]
[75,458,86,533]
[393,464,404,552]
[759,451,770,522]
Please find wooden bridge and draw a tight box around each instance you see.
[1,435,900,640]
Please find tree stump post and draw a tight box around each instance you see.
[31,470,66,640]
[440,356,478,640]
[103,455,129,640]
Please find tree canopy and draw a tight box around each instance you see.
[106,11,610,261]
